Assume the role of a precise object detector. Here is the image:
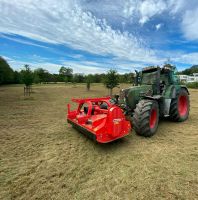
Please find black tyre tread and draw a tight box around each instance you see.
[133,99,159,137]
[169,88,190,122]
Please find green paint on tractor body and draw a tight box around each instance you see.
[119,65,189,117]
[120,85,153,111]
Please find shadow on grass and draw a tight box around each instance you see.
[76,129,132,153]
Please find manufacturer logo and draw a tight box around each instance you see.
[113,118,122,124]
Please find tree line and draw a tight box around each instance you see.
[0,56,135,86]
[1,56,197,90]
[177,65,198,75]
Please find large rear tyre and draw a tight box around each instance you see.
[169,88,189,122]
[133,100,159,137]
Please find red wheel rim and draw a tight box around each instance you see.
[178,95,188,116]
[150,108,157,129]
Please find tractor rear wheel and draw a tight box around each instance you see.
[133,100,159,137]
[169,88,189,122]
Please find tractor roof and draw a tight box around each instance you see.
[142,65,175,74]
[142,66,159,73]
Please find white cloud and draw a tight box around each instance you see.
[0,34,49,49]
[122,0,138,18]
[168,0,186,14]
[3,53,160,74]
[1,55,12,61]
[155,23,162,30]
[174,52,198,65]
[122,0,195,26]
[1,0,198,72]
[182,7,198,40]
[4,50,197,75]
[122,0,198,42]
[3,55,106,74]
[0,0,158,64]
[139,0,167,25]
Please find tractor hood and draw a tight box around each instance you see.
[120,85,153,110]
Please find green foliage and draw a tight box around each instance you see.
[33,73,41,84]
[59,66,73,82]
[86,75,92,91]
[118,73,135,83]
[92,73,105,83]
[1,56,197,86]
[0,56,14,85]
[86,81,90,91]
[178,65,198,75]
[34,68,51,83]
[72,73,85,83]
[13,71,21,84]
[186,82,198,89]
[21,65,34,86]
[104,69,119,96]
[104,69,119,89]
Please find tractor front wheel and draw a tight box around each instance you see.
[133,100,159,137]
[169,88,189,122]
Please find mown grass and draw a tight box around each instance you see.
[0,84,197,200]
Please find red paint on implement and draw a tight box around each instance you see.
[178,95,188,116]
[67,97,131,143]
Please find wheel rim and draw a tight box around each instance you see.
[150,108,157,129]
[178,95,188,116]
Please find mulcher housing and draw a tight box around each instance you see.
[67,97,131,143]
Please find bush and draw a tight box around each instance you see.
[0,57,14,84]
[103,69,119,96]
[21,65,34,86]
[186,82,198,89]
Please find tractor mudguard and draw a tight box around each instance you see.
[181,86,190,95]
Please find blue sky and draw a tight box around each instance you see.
[0,0,198,74]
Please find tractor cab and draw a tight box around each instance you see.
[141,66,161,94]
[141,65,179,85]
[140,65,179,95]
[141,66,160,85]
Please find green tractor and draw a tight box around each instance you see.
[118,65,190,137]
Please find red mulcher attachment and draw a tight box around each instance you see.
[67,97,131,143]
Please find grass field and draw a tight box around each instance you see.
[0,84,197,200]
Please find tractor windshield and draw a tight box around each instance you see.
[141,71,158,85]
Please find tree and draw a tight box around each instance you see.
[33,73,41,84]
[118,73,134,83]
[0,57,14,85]
[34,68,50,83]
[59,66,73,82]
[86,74,92,91]
[13,71,21,84]
[21,65,34,86]
[178,65,198,75]
[104,69,119,96]
[73,73,85,83]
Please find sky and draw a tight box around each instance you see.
[0,0,198,74]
